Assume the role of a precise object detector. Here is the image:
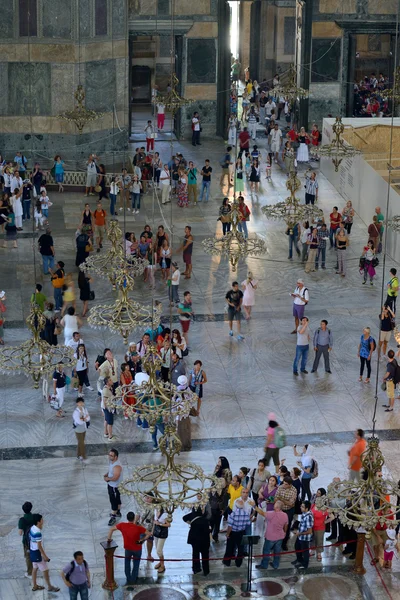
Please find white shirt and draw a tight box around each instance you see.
[73,406,90,431]
[265,101,276,116]
[301,228,311,244]
[76,355,88,371]
[160,169,170,185]
[87,160,97,174]
[66,337,84,353]
[41,196,49,210]
[293,286,309,306]
[157,103,165,114]
[29,525,42,551]
[233,498,253,514]
[192,117,200,131]
[270,129,282,145]
[11,194,23,217]
[297,325,310,346]
[11,176,22,193]
[110,182,119,195]
[172,269,180,285]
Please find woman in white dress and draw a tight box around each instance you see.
[241,271,258,320]
[11,187,24,229]
[60,307,81,344]
[228,115,237,146]
[296,127,310,164]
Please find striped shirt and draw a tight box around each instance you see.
[227,508,251,532]
[298,511,314,541]
[317,229,328,249]
[305,175,318,196]
[29,525,42,550]
[248,113,257,124]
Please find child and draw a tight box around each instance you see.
[40,189,50,219]
[383,529,397,569]
[251,144,261,162]
[266,152,273,183]
[34,199,45,229]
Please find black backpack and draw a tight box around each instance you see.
[393,360,400,385]
[65,559,88,582]
[22,519,32,549]
[76,234,87,249]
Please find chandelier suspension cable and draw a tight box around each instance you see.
[27,0,38,285]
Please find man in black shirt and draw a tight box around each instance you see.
[38,227,55,274]
[199,160,212,203]
[22,178,33,221]
[225,281,244,340]
[382,349,399,413]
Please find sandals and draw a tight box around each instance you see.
[48,587,60,592]
[32,586,45,591]
[358,377,363,382]
[157,567,166,573]
[370,558,379,565]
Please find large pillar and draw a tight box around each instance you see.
[217,0,231,137]
[250,0,261,81]
[300,0,313,129]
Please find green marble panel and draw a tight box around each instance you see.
[0,0,14,38]
[8,63,51,116]
[85,59,116,112]
[42,0,72,38]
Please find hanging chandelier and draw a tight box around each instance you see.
[0,305,74,388]
[274,64,309,103]
[87,270,161,344]
[311,116,360,172]
[104,345,197,426]
[58,85,104,134]
[316,436,400,531]
[262,172,324,231]
[386,66,400,102]
[202,201,267,271]
[80,220,148,289]
[386,216,400,234]
[159,73,193,115]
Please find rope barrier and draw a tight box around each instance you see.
[365,541,394,600]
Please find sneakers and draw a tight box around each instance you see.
[85,385,94,391]
[24,572,31,578]
[237,335,245,340]
[152,445,159,451]
[107,436,117,442]
[108,516,117,526]
[116,510,122,518]
[229,330,233,336]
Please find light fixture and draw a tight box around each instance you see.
[87,271,161,344]
[386,66,400,102]
[202,201,267,271]
[58,84,104,134]
[311,116,360,172]
[0,305,74,388]
[159,73,193,115]
[274,63,309,103]
[80,220,148,289]
[386,216,400,235]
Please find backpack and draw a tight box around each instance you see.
[219,154,229,167]
[65,559,88,582]
[76,233,88,249]
[274,426,286,449]
[22,519,32,549]
[394,360,400,385]
[310,458,319,479]
[367,336,376,352]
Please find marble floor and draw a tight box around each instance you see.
[0,134,399,599]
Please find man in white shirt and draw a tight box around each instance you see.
[192,111,201,146]
[169,261,180,306]
[293,317,311,376]
[291,279,309,332]
[85,154,98,197]
[160,165,171,204]
[30,515,60,593]
[11,170,23,193]
[66,332,84,353]
[270,124,282,162]
[265,98,276,120]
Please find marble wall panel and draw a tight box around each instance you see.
[159,34,172,57]
[158,0,170,16]
[85,59,116,112]
[284,16,295,55]
[0,0,14,39]
[51,64,75,115]
[80,0,92,38]
[187,39,216,84]
[175,0,210,14]
[311,38,341,83]
[8,62,51,116]
[42,0,72,38]
[115,58,129,112]
[112,0,126,36]
[0,64,9,115]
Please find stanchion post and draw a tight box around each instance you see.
[101,540,119,590]
[241,534,260,593]
[353,532,366,575]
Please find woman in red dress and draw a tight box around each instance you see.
[120,363,136,419]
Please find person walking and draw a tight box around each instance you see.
[199,159,212,202]
[304,227,318,273]
[315,223,329,270]
[304,171,318,205]
[153,510,171,574]
[183,507,211,576]
[361,240,376,285]
[61,551,91,599]
[291,279,309,333]
[255,500,288,570]
[292,501,314,569]
[107,511,152,587]
[311,320,333,373]
[329,206,341,248]
[348,429,367,482]
[37,227,55,275]
[287,222,301,260]
[226,281,244,340]
[368,215,381,251]
[222,500,251,567]
[241,271,258,320]
[270,123,282,162]
[293,317,311,376]
[29,514,60,592]
[104,448,123,526]
[358,327,376,383]
[237,195,250,239]
[18,501,36,578]
[385,268,399,313]
[219,198,232,235]
[73,398,90,463]
[49,260,65,312]
[379,304,395,357]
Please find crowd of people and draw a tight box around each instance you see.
[353,72,390,117]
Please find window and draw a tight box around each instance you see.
[19,0,37,37]
[95,0,108,36]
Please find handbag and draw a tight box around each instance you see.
[381,382,387,391]
[94,185,102,193]
[372,257,379,267]
[153,523,168,539]
[54,324,62,336]
[89,290,95,300]
[85,243,93,252]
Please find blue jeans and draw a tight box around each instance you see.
[42,254,54,274]
[131,193,141,210]
[329,227,337,248]
[151,422,165,448]
[42,209,48,219]
[69,583,89,600]
[125,549,142,584]
[293,344,309,373]
[199,180,210,202]
[23,200,31,220]
[289,235,300,258]
[54,287,63,311]
[110,193,116,215]
[315,246,326,268]
[238,221,248,239]
[169,285,180,304]
[260,538,283,569]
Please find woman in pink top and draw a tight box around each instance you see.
[264,412,280,473]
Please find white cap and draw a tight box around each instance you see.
[135,373,149,385]
[0,291,5,299]
[386,528,397,540]
[177,375,188,386]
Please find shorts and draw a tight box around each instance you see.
[380,330,392,342]
[95,225,105,239]
[30,550,49,571]
[55,173,64,183]
[180,318,190,333]
[183,253,192,265]
[86,173,97,188]
[103,408,114,425]
[384,550,394,561]
[386,380,395,399]
[221,167,229,175]
[227,307,241,322]
[264,447,280,466]
[293,304,305,320]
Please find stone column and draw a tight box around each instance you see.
[346,34,357,117]
[299,0,313,129]
[101,540,119,590]
[217,0,231,138]
[353,532,366,575]
[250,0,261,81]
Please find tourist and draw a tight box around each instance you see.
[274,476,298,551]
[293,444,315,501]
[304,170,318,205]
[241,271,258,320]
[311,320,333,373]
[292,501,314,569]
[382,349,399,413]
[220,146,233,188]
[22,176,33,221]
[209,481,229,543]
[53,155,65,192]
[61,551,91,598]
[136,493,156,562]
[77,270,92,318]
[311,489,329,561]
[153,510,171,574]
[192,111,201,146]
[85,154,98,197]
[168,261,180,306]
[176,375,192,450]
[219,197,232,235]
[238,126,250,159]
[31,283,46,312]
[75,343,93,396]
[226,281,244,340]
[249,159,260,193]
[93,201,106,251]
[11,185,24,230]
[300,220,310,263]
[358,326,376,383]
[385,268,399,312]
[214,457,232,486]
[270,123,282,162]
[178,291,193,344]
[107,511,152,586]
[258,475,278,510]
[293,316,311,376]
[296,127,310,163]
[188,360,207,415]
[315,223,329,270]
[348,429,367,482]
[222,500,251,567]
[170,351,187,386]
[335,223,348,277]
[247,459,270,505]
[18,501,36,578]
[159,238,171,280]
[73,398,90,462]
[263,413,281,474]
[52,363,67,418]
[361,240,376,285]
[199,159,212,202]
[282,140,295,175]
[255,500,288,570]
[98,349,119,391]
[176,225,193,279]
[375,205,385,242]
[61,307,81,344]
[187,161,198,205]
[304,227,318,273]
[4,204,18,248]
[379,305,394,357]
[182,507,211,576]
[310,123,321,149]
[235,157,245,195]
[144,120,155,152]
[228,113,238,145]
[287,221,301,260]
[104,448,123,526]
[29,515,60,593]
[368,215,381,251]
[237,195,250,239]
[61,273,76,316]
[329,206,341,248]
[342,200,355,234]
[291,279,309,333]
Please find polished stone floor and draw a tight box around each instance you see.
[0,134,399,599]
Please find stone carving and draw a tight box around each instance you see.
[112,0,126,36]
[8,63,51,116]
[356,0,368,18]
[42,0,72,38]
